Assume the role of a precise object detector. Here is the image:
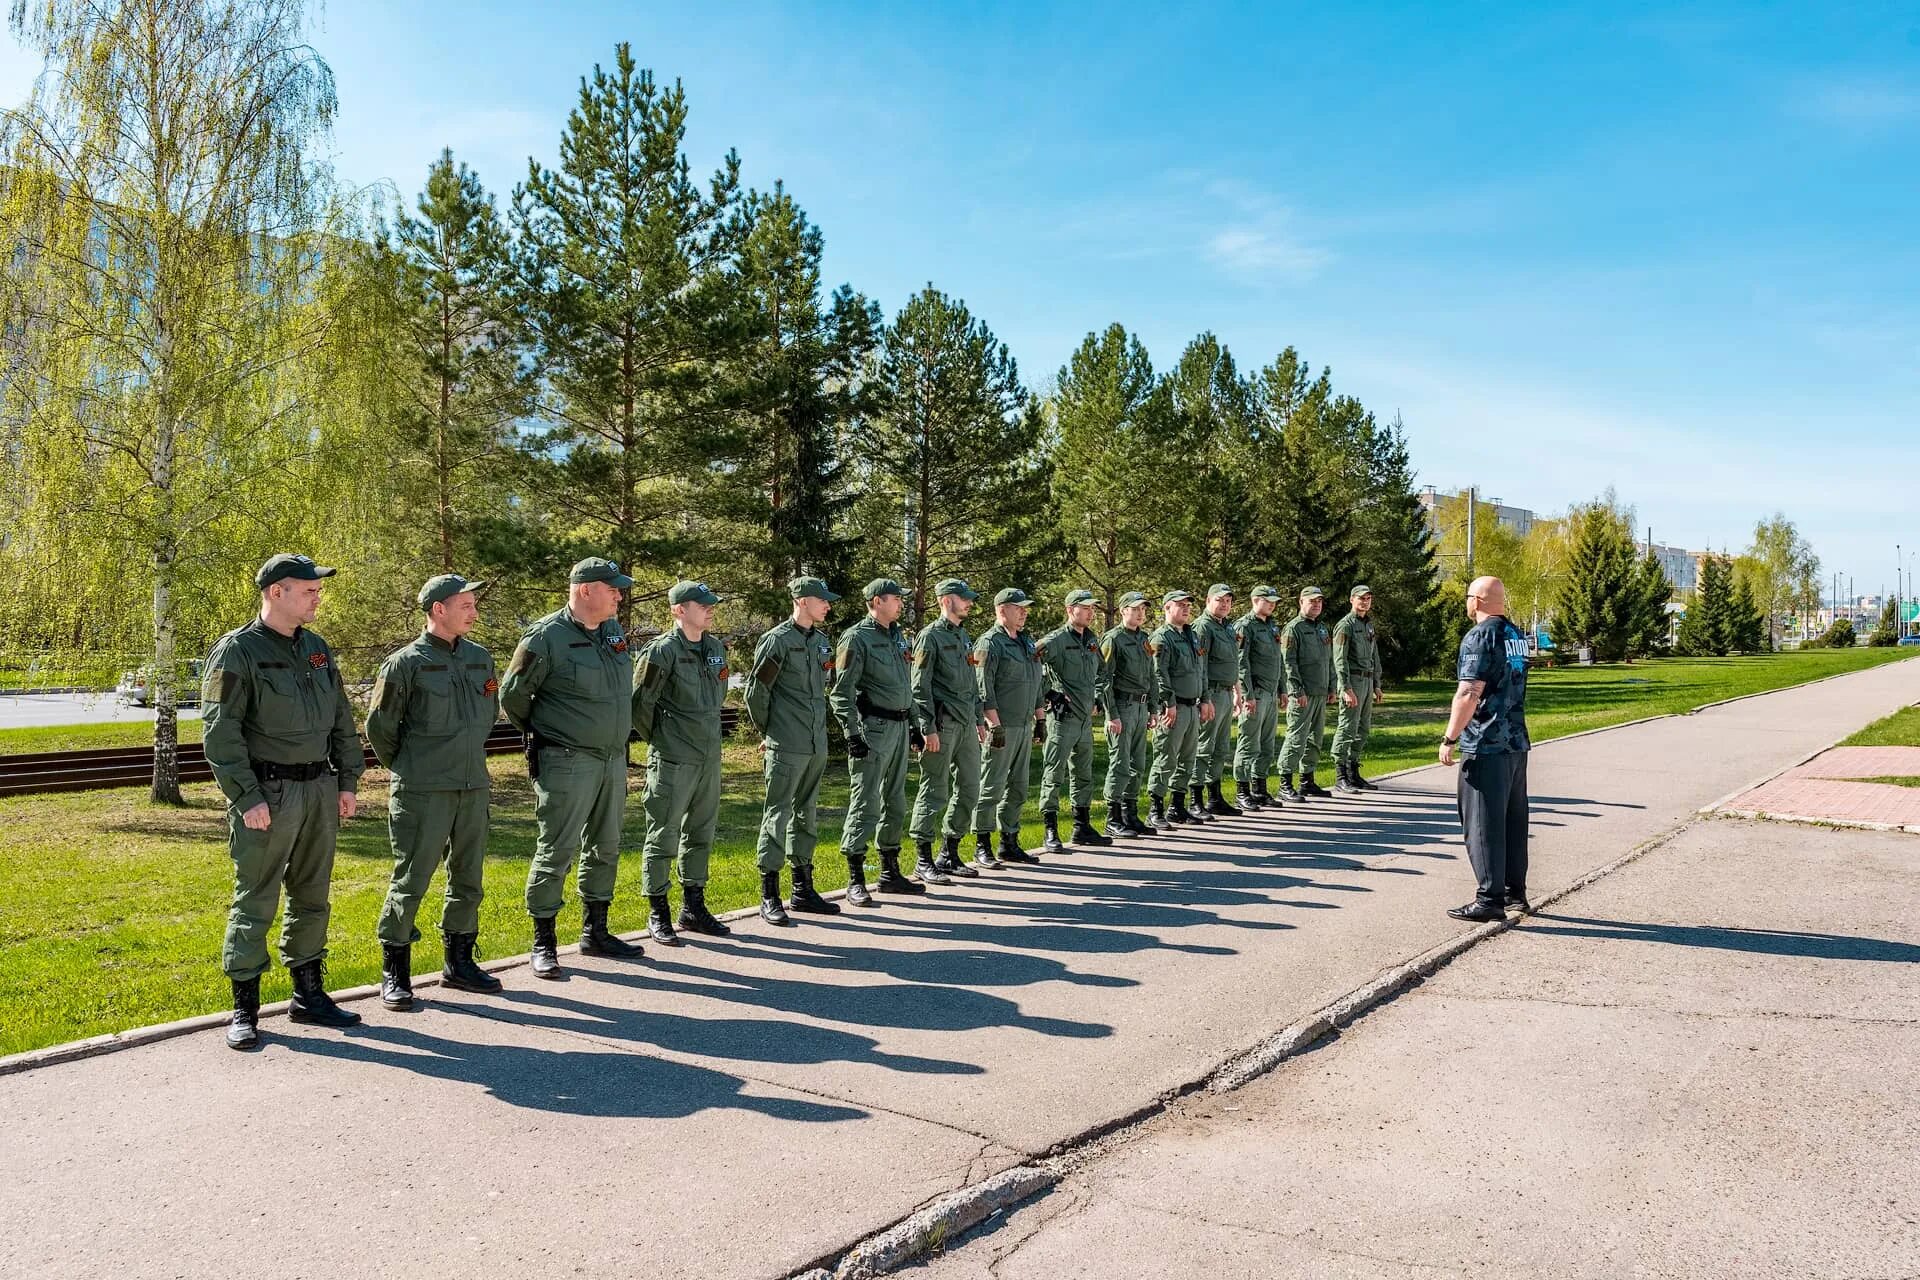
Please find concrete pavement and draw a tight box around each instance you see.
[915,817,1920,1278]
[1,657,1916,1279]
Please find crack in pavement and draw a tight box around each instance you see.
[1093,1190,1463,1274]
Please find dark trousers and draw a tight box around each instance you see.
[1458,751,1529,905]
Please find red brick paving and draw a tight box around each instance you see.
[1719,746,1920,829]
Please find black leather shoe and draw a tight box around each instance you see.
[1504,892,1532,915]
[973,832,1003,870]
[760,871,793,926]
[1300,773,1334,799]
[1040,815,1066,854]
[913,841,953,884]
[227,976,260,1051]
[648,893,684,945]
[442,933,502,993]
[1168,792,1195,825]
[934,835,979,878]
[677,885,732,936]
[583,899,647,956]
[998,832,1036,864]
[1353,766,1379,791]
[1334,762,1361,794]
[1150,795,1170,830]
[1207,781,1241,817]
[845,856,877,907]
[1103,804,1133,840]
[1072,806,1112,847]
[875,847,927,894]
[1279,773,1303,801]
[1188,783,1215,822]
[288,959,361,1028]
[1447,900,1506,923]
[790,863,842,912]
[1129,801,1156,835]
[1236,781,1263,811]
[530,914,563,978]
[1257,780,1282,810]
[380,942,414,1011]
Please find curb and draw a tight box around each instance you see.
[1710,808,1920,836]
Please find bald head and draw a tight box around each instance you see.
[1467,576,1507,621]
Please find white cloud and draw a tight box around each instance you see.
[1206,225,1328,277]
[1788,76,1920,128]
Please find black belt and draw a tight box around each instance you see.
[1116,692,1151,705]
[253,759,331,782]
[856,693,908,722]
[1174,695,1199,707]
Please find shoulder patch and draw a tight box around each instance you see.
[509,643,535,674]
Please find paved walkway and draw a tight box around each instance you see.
[2,659,1917,1279]
[916,818,1920,1278]
[1717,743,1920,829]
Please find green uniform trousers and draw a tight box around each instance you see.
[525,745,627,918]
[1149,703,1201,797]
[1279,696,1328,776]
[975,720,1035,835]
[377,786,488,945]
[910,717,981,843]
[842,716,909,854]
[1192,688,1236,784]
[642,749,722,894]
[223,773,339,982]
[1040,711,1094,815]
[1103,701,1151,806]
[1334,676,1376,764]
[758,747,827,873]
[1233,692,1281,786]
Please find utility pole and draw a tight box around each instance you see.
[1464,485,1476,580]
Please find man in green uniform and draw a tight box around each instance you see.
[1038,588,1112,852]
[632,580,732,945]
[1096,590,1159,839]
[744,577,845,925]
[203,554,365,1050]
[973,588,1047,863]
[1192,583,1243,818]
[910,578,988,882]
[500,557,645,980]
[1147,589,1206,830]
[1278,585,1336,801]
[831,579,924,905]
[365,573,504,1012]
[1233,584,1285,811]
[1333,584,1385,793]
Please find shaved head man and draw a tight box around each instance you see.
[1440,575,1533,921]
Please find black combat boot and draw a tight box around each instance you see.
[1168,790,1195,825]
[1208,780,1242,817]
[1236,779,1263,811]
[1072,806,1112,847]
[648,893,683,945]
[1187,783,1214,822]
[933,835,978,878]
[227,976,260,1051]
[530,913,562,978]
[583,899,647,957]
[1279,773,1303,802]
[1149,794,1169,830]
[845,855,876,907]
[875,847,926,894]
[1128,799,1155,836]
[1040,813,1066,854]
[1301,771,1333,799]
[973,832,1003,870]
[288,959,361,1028]
[1256,778,1281,810]
[1103,803,1133,840]
[1352,762,1379,791]
[1334,761,1361,794]
[380,942,414,1011]
[999,830,1036,863]
[677,884,732,936]
[442,933,502,993]
[914,840,953,884]
[790,863,842,913]
[760,871,793,926]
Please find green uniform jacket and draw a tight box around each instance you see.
[1149,622,1205,703]
[913,616,985,731]
[202,618,364,812]
[831,616,917,739]
[1235,612,1283,694]
[976,624,1044,720]
[365,632,499,790]
[1332,611,1379,692]
[499,607,634,755]
[1036,624,1105,719]
[745,618,834,755]
[1281,613,1334,698]
[1096,625,1160,714]
[1197,614,1240,690]
[631,626,729,763]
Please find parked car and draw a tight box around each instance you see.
[115,660,204,707]
[1899,635,1920,647]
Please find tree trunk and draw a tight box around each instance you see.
[150,416,183,805]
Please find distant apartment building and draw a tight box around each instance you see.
[1416,487,1537,539]
[1644,542,1698,595]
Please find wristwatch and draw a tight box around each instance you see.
[1441,735,1459,746]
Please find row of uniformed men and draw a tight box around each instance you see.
[200,554,1380,1050]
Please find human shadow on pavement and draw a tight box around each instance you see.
[278,1021,868,1121]
[436,985,984,1075]
[1524,913,1920,962]
[704,930,1141,990]
[573,959,1115,1039]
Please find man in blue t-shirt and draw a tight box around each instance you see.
[1439,576,1532,921]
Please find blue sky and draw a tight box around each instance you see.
[5,2,1916,596]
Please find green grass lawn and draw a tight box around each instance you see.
[1840,703,1920,748]
[0,645,1912,1056]
[0,718,204,755]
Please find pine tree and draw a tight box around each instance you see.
[1625,550,1673,657]
[1555,502,1638,660]
[1729,575,1766,653]
[1868,600,1900,646]
[1677,555,1734,656]
[1270,420,1360,601]
[1166,334,1259,581]
[1350,415,1444,679]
